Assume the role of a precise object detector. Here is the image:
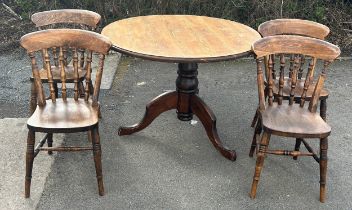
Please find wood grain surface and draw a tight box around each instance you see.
[21,29,112,54]
[258,19,330,40]
[102,15,261,62]
[31,9,101,28]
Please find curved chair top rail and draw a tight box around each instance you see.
[20,29,112,55]
[31,9,101,28]
[258,19,330,39]
[252,35,340,62]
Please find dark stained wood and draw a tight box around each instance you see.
[118,91,178,136]
[31,9,101,29]
[118,62,236,161]
[258,19,330,40]
[249,35,340,202]
[250,131,271,199]
[261,104,331,138]
[102,15,261,63]
[191,94,236,161]
[21,29,111,198]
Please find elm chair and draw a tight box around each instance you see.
[250,19,331,159]
[20,29,112,198]
[30,9,101,114]
[249,35,340,202]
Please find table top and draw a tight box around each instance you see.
[102,15,261,63]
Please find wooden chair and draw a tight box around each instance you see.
[250,19,331,159]
[29,9,101,114]
[20,29,112,197]
[249,35,340,202]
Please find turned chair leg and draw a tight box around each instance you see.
[47,133,53,155]
[249,120,262,157]
[319,137,328,203]
[293,138,302,160]
[25,130,35,198]
[91,126,104,196]
[320,98,327,122]
[250,131,271,199]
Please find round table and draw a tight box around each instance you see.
[102,15,261,161]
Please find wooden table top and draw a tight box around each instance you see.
[102,15,261,63]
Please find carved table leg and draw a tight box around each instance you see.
[118,91,178,135]
[191,95,237,161]
[119,62,236,161]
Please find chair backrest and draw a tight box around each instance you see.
[20,29,112,107]
[252,35,340,113]
[31,9,101,69]
[258,19,330,39]
[31,9,101,30]
[258,19,330,81]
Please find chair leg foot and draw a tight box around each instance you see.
[91,126,104,196]
[25,130,35,198]
[319,137,328,203]
[250,132,270,199]
[293,138,302,160]
[47,133,53,155]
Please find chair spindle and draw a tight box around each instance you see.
[85,51,93,101]
[267,55,274,106]
[309,61,330,113]
[52,47,59,67]
[59,47,67,101]
[298,55,305,79]
[300,59,315,107]
[92,55,105,107]
[288,54,295,78]
[29,53,46,107]
[73,48,79,100]
[289,56,300,105]
[257,58,266,110]
[79,49,85,68]
[44,49,56,102]
[278,54,285,105]
[271,54,276,79]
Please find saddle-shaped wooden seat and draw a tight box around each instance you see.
[27,99,99,132]
[261,103,331,138]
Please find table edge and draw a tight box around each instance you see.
[110,45,254,63]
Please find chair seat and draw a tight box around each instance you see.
[261,103,331,138]
[271,77,329,100]
[30,65,86,83]
[27,98,99,132]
